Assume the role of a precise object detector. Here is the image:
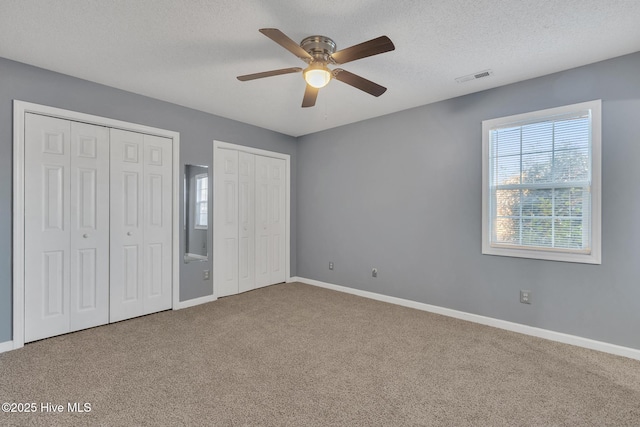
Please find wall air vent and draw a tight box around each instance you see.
[455,69,494,83]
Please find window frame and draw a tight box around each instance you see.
[481,100,602,264]
[194,172,208,229]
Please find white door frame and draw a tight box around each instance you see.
[212,140,291,298]
[12,100,181,350]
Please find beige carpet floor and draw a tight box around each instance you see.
[1,282,639,426]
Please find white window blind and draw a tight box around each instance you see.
[482,100,601,264]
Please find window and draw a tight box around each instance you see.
[482,100,601,264]
[195,173,208,229]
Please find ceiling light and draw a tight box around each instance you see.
[303,63,331,88]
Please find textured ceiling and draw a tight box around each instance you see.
[1,0,640,137]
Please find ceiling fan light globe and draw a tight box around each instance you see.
[304,67,331,89]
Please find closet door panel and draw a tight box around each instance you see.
[254,155,270,288]
[214,148,239,297]
[24,114,72,342]
[269,158,286,284]
[69,121,109,332]
[255,156,286,288]
[238,152,255,293]
[110,128,145,322]
[142,135,172,314]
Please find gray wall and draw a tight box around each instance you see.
[297,52,640,351]
[0,57,298,343]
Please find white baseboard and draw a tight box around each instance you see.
[0,340,15,354]
[291,276,640,361]
[173,294,216,310]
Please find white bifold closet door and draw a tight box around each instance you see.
[214,148,286,297]
[24,115,173,343]
[110,129,173,323]
[24,114,109,342]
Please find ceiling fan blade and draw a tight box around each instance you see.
[237,67,302,81]
[259,28,313,61]
[332,69,387,97]
[302,84,319,108]
[330,36,395,65]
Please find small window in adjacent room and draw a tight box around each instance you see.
[482,100,601,264]
[195,173,208,229]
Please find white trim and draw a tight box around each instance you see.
[171,119,182,313]
[215,140,291,161]
[0,340,15,354]
[12,101,26,350]
[292,276,640,361]
[212,140,292,299]
[173,294,217,310]
[481,100,602,264]
[12,100,181,351]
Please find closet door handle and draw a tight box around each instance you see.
[83,234,88,238]
[127,231,132,236]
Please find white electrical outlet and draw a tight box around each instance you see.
[372,268,378,278]
[520,290,531,304]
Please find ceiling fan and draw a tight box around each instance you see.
[237,28,395,108]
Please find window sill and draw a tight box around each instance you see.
[482,244,601,264]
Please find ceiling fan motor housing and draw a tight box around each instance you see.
[300,35,336,62]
